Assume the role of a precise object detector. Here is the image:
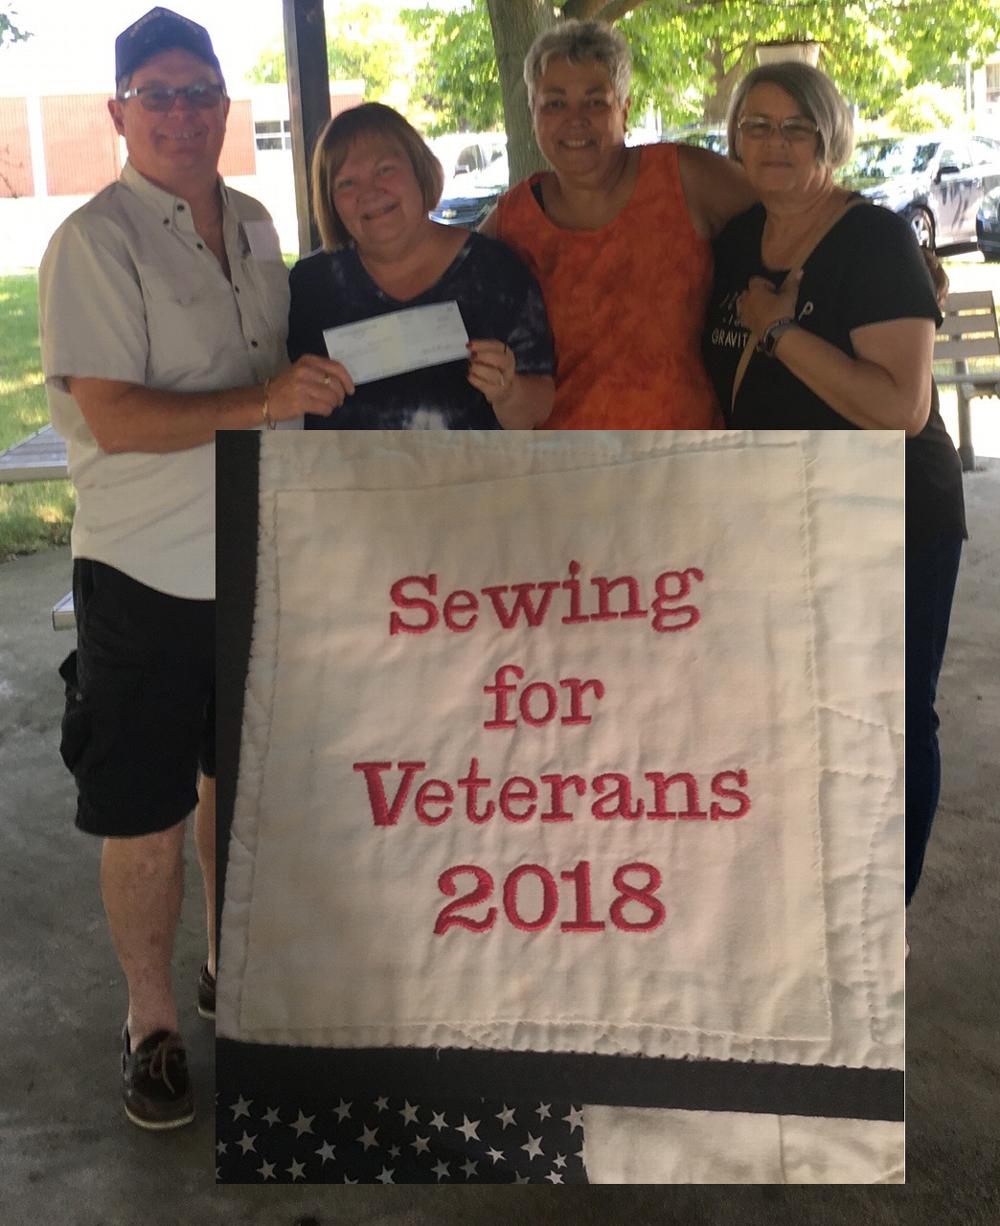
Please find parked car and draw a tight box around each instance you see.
[427,133,508,228]
[838,133,1000,249]
[429,132,507,189]
[663,125,728,156]
[431,149,509,228]
[977,185,1000,261]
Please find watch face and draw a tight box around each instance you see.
[762,319,794,355]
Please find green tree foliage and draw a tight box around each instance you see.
[886,84,966,134]
[247,3,401,101]
[413,1,998,142]
[1,4,30,50]
[402,5,503,134]
[619,0,1000,123]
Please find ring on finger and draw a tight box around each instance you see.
[323,375,332,386]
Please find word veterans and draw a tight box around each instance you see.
[353,758,751,826]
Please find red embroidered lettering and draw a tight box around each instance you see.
[415,778,454,825]
[434,865,496,934]
[644,770,707,820]
[499,776,538,822]
[353,760,426,826]
[457,757,495,824]
[387,562,705,637]
[559,860,606,932]
[483,664,523,729]
[520,681,558,726]
[591,773,646,820]
[590,574,647,622]
[432,861,665,936]
[485,665,605,730]
[481,580,559,629]
[560,559,589,624]
[539,772,586,821]
[502,864,559,932]
[609,862,666,931]
[558,677,605,725]
[650,568,704,633]
[442,589,478,632]
[388,575,438,636]
[710,769,751,820]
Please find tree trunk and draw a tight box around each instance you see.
[701,37,751,125]
[486,0,557,184]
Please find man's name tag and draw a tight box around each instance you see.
[323,301,470,386]
[243,220,284,263]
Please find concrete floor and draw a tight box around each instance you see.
[1,462,997,1224]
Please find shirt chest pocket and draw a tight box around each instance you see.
[238,256,291,346]
[139,262,244,387]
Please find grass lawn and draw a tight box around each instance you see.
[0,270,74,561]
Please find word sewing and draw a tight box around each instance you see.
[435,860,665,935]
[388,559,705,636]
[352,759,751,826]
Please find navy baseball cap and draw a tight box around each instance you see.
[115,7,223,83]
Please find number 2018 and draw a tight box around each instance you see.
[433,860,665,935]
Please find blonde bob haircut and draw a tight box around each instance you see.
[727,62,854,170]
[524,19,632,108]
[311,103,445,250]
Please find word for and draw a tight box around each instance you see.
[388,560,705,637]
[484,663,604,728]
[352,759,751,826]
[434,860,665,935]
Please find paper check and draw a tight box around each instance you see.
[322,301,470,386]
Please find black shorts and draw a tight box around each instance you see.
[58,559,215,837]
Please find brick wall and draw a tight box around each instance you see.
[0,97,34,197]
[42,94,121,196]
[220,98,256,177]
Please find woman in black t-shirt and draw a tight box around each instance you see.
[703,62,966,910]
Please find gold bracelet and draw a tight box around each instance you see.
[262,378,276,430]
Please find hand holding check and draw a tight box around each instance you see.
[267,354,355,422]
[466,339,517,407]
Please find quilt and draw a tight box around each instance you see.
[215,429,904,1184]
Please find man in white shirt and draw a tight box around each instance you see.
[38,6,351,1130]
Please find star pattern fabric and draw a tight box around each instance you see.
[216,1091,588,1184]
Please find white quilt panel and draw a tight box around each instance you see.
[219,430,903,1082]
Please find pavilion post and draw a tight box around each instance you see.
[283,0,331,256]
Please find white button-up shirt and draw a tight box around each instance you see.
[39,160,290,598]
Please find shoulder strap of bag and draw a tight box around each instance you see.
[730,195,868,414]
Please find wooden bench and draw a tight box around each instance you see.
[0,423,68,484]
[0,424,73,627]
[51,590,75,631]
[934,290,1000,472]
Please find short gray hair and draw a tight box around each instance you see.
[726,62,854,170]
[524,20,632,108]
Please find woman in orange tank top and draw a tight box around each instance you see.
[482,20,756,430]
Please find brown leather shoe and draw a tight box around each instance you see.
[121,1024,195,1130]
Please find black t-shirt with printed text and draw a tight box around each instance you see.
[704,203,966,541]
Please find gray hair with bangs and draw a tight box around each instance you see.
[524,20,632,108]
[727,62,854,169]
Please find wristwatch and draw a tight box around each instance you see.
[757,317,797,357]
